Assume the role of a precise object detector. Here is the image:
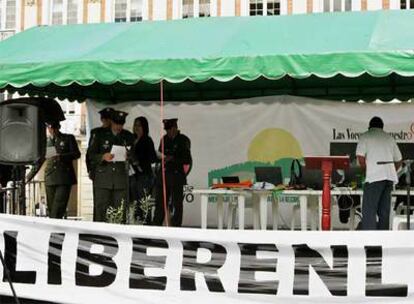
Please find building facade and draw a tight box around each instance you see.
[0,0,412,34]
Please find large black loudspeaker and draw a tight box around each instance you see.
[0,102,46,164]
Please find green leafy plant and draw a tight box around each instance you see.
[105,200,138,224]
[139,192,154,225]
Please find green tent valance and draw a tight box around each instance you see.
[0,10,414,102]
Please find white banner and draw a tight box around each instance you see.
[0,215,412,303]
[87,96,414,226]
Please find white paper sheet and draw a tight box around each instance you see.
[111,145,126,162]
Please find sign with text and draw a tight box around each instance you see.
[87,96,414,226]
[0,215,412,303]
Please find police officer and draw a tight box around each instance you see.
[153,118,192,227]
[88,110,135,222]
[45,122,81,219]
[86,107,114,179]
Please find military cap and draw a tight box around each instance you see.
[99,107,115,119]
[112,110,128,125]
[163,118,178,130]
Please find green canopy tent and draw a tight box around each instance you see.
[0,9,413,102]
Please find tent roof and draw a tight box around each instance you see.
[0,10,414,102]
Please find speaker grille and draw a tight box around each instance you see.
[0,103,45,164]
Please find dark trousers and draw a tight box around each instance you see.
[153,172,185,227]
[46,185,71,219]
[362,180,393,230]
[94,187,127,222]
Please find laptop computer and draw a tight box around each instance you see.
[301,167,342,190]
[221,176,240,183]
[254,166,283,185]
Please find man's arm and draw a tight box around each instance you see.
[395,160,402,172]
[357,155,366,170]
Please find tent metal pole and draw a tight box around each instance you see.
[160,80,169,226]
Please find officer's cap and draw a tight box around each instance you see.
[99,107,115,119]
[112,110,128,125]
[163,118,178,130]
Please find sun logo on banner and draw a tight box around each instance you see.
[247,128,303,163]
[208,128,303,186]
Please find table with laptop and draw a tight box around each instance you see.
[196,162,413,230]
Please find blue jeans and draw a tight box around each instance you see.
[362,180,393,230]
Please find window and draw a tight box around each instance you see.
[114,0,142,22]
[130,0,143,21]
[5,0,16,29]
[115,0,127,22]
[400,0,414,9]
[333,0,341,11]
[344,0,351,11]
[114,0,143,22]
[324,0,351,12]
[250,0,263,16]
[67,0,78,24]
[267,0,280,15]
[52,0,64,25]
[50,0,79,25]
[323,0,330,12]
[183,0,194,18]
[199,0,210,17]
[130,0,142,21]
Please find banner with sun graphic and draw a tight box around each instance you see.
[88,96,414,226]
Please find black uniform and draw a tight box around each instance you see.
[153,131,192,227]
[88,128,135,222]
[86,126,109,179]
[130,135,157,221]
[0,165,12,213]
[45,133,80,218]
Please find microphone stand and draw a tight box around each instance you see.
[378,160,411,230]
[123,142,132,225]
[404,160,412,230]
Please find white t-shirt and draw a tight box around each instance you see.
[356,128,402,184]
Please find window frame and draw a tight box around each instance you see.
[322,0,352,12]
[198,0,211,17]
[113,0,144,22]
[181,0,212,19]
[266,0,280,16]
[49,0,81,25]
[400,0,414,9]
[1,0,17,30]
[249,0,280,16]
[182,0,195,18]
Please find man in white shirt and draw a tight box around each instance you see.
[356,117,402,230]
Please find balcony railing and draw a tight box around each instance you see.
[0,30,15,41]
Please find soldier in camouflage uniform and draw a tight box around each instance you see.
[45,122,81,219]
[88,110,135,222]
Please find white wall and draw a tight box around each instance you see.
[153,0,167,19]
[292,0,307,14]
[221,0,235,16]
[367,0,382,10]
[88,3,101,23]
